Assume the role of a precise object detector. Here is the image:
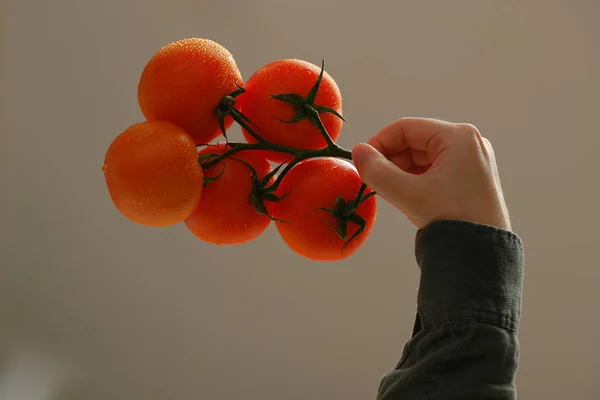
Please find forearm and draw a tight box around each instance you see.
[378,220,524,400]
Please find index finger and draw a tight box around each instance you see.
[368,117,457,161]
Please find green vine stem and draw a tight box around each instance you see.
[200,59,376,252]
[202,60,350,170]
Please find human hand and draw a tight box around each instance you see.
[352,118,511,231]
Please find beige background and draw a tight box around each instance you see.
[1,0,599,399]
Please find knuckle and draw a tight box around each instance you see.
[455,123,493,154]
[481,136,495,151]
[458,123,482,138]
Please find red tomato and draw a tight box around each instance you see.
[237,59,343,163]
[268,158,376,261]
[138,38,243,145]
[103,121,204,227]
[185,143,272,245]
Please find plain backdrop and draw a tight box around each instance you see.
[1,0,599,399]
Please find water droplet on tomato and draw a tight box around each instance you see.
[102,165,108,173]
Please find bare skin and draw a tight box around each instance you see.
[352,118,511,231]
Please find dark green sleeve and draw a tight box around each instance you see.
[377,220,524,400]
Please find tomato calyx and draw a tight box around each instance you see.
[269,60,346,148]
[201,165,225,186]
[214,82,261,143]
[222,157,290,222]
[205,61,377,244]
[204,62,353,172]
[198,150,289,220]
[313,183,376,253]
[197,150,227,186]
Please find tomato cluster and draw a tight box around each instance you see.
[103,38,377,261]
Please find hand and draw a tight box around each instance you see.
[352,118,511,231]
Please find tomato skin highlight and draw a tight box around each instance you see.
[185,144,272,245]
[103,121,204,227]
[268,158,376,261]
[237,59,343,163]
[138,38,243,145]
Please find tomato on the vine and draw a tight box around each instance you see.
[103,121,204,227]
[268,158,376,261]
[138,38,243,145]
[185,143,273,245]
[237,59,343,163]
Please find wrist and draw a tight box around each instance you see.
[425,206,512,232]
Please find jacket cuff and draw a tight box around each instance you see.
[415,220,524,332]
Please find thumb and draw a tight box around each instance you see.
[352,143,417,208]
